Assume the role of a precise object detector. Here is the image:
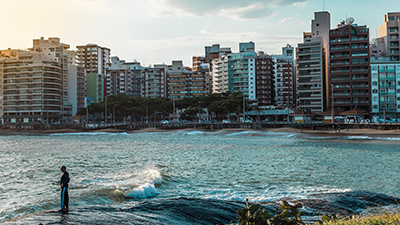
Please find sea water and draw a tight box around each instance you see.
[1,130,400,222]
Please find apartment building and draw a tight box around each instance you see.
[297,39,326,113]
[329,21,371,114]
[166,60,206,98]
[228,42,257,102]
[255,52,275,106]
[142,65,166,98]
[272,44,296,107]
[0,37,80,125]
[378,12,400,61]
[211,55,229,93]
[76,44,110,103]
[370,58,400,120]
[68,65,86,116]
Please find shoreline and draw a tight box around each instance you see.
[1,127,400,138]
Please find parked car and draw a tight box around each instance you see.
[222,120,231,123]
[161,120,169,124]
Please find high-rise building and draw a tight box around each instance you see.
[192,56,207,71]
[228,42,257,102]
[105,56,131,98]
[370,58,400,120]
[166,60,207,98]
[142,65,166,98]
[297,40,326,112]
[0,37,82,125]
[68,65,86,116]
[211,55,229,93]
[76,44,110,103]
[296,12,330,113]
[378,12,400,61]
[255,52,275,106]
[329,21,370,114]
[272,44,296,107]
[105,57,143,98]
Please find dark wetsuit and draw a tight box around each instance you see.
[60,171,70,209]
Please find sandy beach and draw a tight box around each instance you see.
[1,126,400,138]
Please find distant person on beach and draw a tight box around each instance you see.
[57,165,70,212]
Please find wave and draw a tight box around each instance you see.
[306,136,400,141]
[81,168,163,200]
[49,132,129,136]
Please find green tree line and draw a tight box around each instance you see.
[77,91,252,122]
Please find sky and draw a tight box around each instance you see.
[0,0,396,67]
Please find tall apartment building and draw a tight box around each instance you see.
[68,65,86,116]
[76,44,110,103]
[105,57,143,97]
[105,57,131,98]
[370,58,400,120]
[297,40,326,112]
[228,42,257,102]
[272,44,296,107]
[0,37,82,125]
[142,65,166,98]
[378,12,400,61]
[211,55,229,93]
[255,52,275,106]
[296,12,330,113]
[329,21,370,114]
[166,60,206,98]
[205,44,232,63]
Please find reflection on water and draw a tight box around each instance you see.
[1,130,400,222]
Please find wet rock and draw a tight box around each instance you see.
[2,191,399,225]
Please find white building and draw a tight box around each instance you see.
[370,58,400,120]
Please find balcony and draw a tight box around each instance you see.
[380,76,396,80]
[331,70,350,73]
[352,85,369,88]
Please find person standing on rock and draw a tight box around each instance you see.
[57,165,70,212]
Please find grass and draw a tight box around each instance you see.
[319,212,400,225]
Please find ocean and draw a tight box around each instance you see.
[1,130,400,224]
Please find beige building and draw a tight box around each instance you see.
[378,12,400,61]
[0,37,84,125]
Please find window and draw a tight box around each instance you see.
[316,23,319,26]
[373,89,378,94]
[398,89,400,93]
[373,105,378,109]
[373,81,377,86]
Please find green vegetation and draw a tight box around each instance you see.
[78,92,252,122]
[320,212,400,225]
[232,200,400,225]
[232,199,304,225]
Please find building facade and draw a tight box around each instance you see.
[378,12,400,61]
[166,61,206,99]
[297,40,326,112]
[255,52,275,106]
[142,65,166,98]
[0,37,79,125]
[329,22,370,114]
[370,58,400,120]
[76,44,110,103]
[272,44,296,107]
[211,55,229,93]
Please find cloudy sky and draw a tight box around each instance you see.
[0,0,395,66]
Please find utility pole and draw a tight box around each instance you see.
[331,84,334,124]
[198,101,201,123]
[146,101,148,124]
[243,92,245,122]
[105,97,107,124]
[173,98,175,121]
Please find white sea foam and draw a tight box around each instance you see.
[83,168,163,199]
[49,132,129,136]
[126,183,159,199]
